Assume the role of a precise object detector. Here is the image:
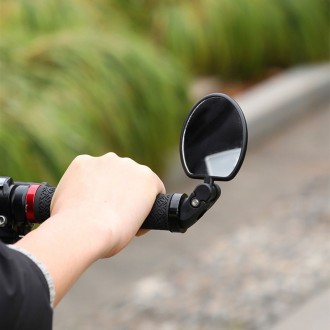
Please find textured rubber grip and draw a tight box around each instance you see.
[32,188,180,232]
[34,184,56,223]
[141,194,173,230]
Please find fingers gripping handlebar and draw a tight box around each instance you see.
[31,184,186,232]
[0,177,220,242]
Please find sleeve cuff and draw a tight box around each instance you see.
[8,244,56,307]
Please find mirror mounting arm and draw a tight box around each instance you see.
[178,182,221,230]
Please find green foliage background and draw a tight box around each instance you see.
[0,0,329,183]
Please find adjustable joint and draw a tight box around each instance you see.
[178,182,221,230]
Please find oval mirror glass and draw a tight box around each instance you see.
[180,93,248,181]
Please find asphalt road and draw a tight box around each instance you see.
[54,103,330,330]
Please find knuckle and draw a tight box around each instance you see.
[99,152,124,165]
[122,156,134,164]
[104,152,118,159]
[73,154,92,164]
[140,164,154,176]
[139,165,165,192]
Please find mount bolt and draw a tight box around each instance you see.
[191,198,200,207]
[0,215,7,227]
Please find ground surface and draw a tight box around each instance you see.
[54,104,330,330]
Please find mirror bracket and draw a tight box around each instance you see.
[178,182,221,230]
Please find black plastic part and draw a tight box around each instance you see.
[179,93,248,181]
[168,193,187,233]
[34,184,56,223]
[141,193,186,233]
[11,185,29,222]
[0,177,30,243]
[179,183,221,230]
[0,228,20,244]
[0,177,13,222]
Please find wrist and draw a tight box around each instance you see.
[44,210,115,259]
[15,212,113,305]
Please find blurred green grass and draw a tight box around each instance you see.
[114,0,329,78]
[0,0,329,182]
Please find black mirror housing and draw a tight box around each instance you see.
[180,93,248,181]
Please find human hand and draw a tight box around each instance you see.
[50,153,165,258]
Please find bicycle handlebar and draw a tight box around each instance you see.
[33,183,185,232]
[0,178,187,243]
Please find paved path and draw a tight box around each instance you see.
[54,101,330,329]
[270,287,330,330]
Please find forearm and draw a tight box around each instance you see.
[15,212,107,306]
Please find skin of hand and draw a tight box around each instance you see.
[15,153,165,306]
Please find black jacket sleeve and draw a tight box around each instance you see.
[0,242,53,330]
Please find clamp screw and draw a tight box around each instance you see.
[191,198,200,207]
[0,215,7,227]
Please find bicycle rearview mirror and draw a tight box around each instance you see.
[180,93,248,181]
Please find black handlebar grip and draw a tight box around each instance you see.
[32,187,174,229]
[32,187,184,232]
[141,194,173,231]
[34,184,56,223]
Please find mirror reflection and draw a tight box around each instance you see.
[205,148,241,177]
[181,94,247,181]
